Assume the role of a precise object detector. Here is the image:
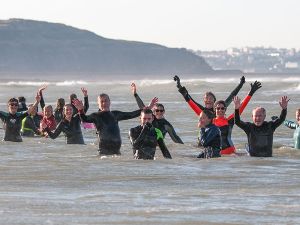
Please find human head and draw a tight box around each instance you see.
[63,104,73,119]
[27,104,37,116]
[296,109,300,125]
[214,100,226,117]
[69,94,77,103]
[140,108,154,126]
[204,92,216,109]
[7,98,19,114]
[56,98,65,110]
[18,96,26,103]
[98,93,110,111]
[43,105,53,119]
[153,103,165,119]
[198,109,215,128]
[252,107,266,126]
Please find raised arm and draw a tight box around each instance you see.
[38,85,47,110]
[233,96,251,132]
[81,87,89,113]
[224,76,245,107]
[115,109,141,121]
[271,96,289,130]
[72,98,96,123]
[131,82,146,109]
[164,121,184,144]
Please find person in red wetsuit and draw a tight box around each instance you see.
[213,81,261,154]
[174,75,245,115]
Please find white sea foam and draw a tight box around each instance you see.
[55,80,88,86]
[0,81,49,86]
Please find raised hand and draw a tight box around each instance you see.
[148,97,158,109]
[81,87,88,97]
[233,96,241,109]
[35,92,41,103]
[279,96,289,109]
[38,84,47,95]
[173,75,182,89]
[240,76,246,84]
[249,81,262,95]
[72,98,84,111]
[131,82,137,95]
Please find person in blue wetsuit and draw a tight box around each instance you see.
[129,108,172,160]
[234,95,289,157]
[41,104,84,144]
[72,93,141,155]
[197,109,221,158]
[0,93,41,142]
[131,82,184,144]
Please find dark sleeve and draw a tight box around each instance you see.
[164,121,184,144]
[40,93,45,110]
[79,112,97,123]
[129,127,147,148]
[45,122,64,139]
[271,109,287,130]
[83,96,89,113]
[115,109,141,121]
[234,109,250,133]
[0,111,7,120]
[17,111,29,120]
[224,81,244,107]
[134,93,146,109]
[157,138,172,159]
[199,127,219,147]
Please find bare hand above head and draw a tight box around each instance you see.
[35,92,41,103]
[131,82,137,95]
[81,87,88,97]
[72,98,84,111]
[38,84,47,95]
[233,96,241,109]
[148,97,158,109]
[279,96,290,109]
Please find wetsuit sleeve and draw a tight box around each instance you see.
[45,122,64,139]
[224,80,244,107]
[79,112,97,123]
[17,111,29,120]
[0,111,8,120]
[227,95,252,121]
[271,109,287,130]
[157,138,172,159]
[234,109,251,133]
[178,86,204,116]
[164,121,184,144]
[83,96,89,113]
[40,93,45,110]
[199,127,219,147]
[129,126,148,148]
[284,120,297,129]
[115,109,141,121]
[133,93,146,109]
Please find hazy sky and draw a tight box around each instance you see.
[1,0,299,50]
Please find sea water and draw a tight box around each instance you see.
[0,74,299,224]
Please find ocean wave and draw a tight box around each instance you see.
[0,81,49,86]
[55,80,88,86]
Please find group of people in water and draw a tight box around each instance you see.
[0,75,298,160]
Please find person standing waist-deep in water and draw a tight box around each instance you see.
[72,93,141,155]
[130,82,184,144]
[234,95,289,157]
[129,108,172,160]
[41,104,85,144]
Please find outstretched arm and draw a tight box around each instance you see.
[224,76,245,107]
[44,122,64,139]
[272,96,289,130]
[233,96,251,132]
[81,87,89,113]
[164,122,184,144]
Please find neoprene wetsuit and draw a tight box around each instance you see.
[283,120,300,149]
[133,93,184,144]
[129,124,172,159]
[79,109,141,155]
[21,115,42,137]
[0,111,28,142]
[197,123,221,158]
[45,114,84,144]
[235,108,287,157]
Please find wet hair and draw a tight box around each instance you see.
[154,103,165,111]
[69,94,77,102]
[7,98,18,105]
[252,107,266,116]
[56,98,65,110]
[205,92,216,102]
[18,96,26,103]
[141,108,153,115]
[202,109,215,120]
[99,93,110,101]
[214,100,226,109]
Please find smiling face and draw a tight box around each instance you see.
[204,93,215,109]
[252,107,266,126]
[215,102,226,118]
[44,105,53,119]
[198,112,211,128]
[8,100,19,114]
[98,95,110,111]
[64,104,73,120]
[153,104,165,119]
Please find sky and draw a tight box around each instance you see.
[1,0,300,51]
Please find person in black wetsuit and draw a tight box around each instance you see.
[234,95,289,157]
[17,96,28,112]
[72,93,141,155]
[129,108,172,160]
[53,98,65,124]
[0,94,41,142]
[41,104,84,144]
[131,82,184,144]
[21,103,43,137]
[173,75,245,115]
[197,109,222,158]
